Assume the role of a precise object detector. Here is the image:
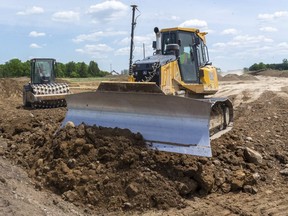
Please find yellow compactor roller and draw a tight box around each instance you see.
[62,25,233,157]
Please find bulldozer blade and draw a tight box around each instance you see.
[63,90,212,157]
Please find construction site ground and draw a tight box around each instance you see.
[0,70,288,216]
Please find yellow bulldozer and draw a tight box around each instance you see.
[62,6,233,157]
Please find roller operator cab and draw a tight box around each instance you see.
[30,58,56,84]
[131,27,219,98]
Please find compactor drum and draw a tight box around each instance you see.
[23,58,70,108]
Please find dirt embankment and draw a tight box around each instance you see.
[249,69,288,77]
[218,73,259,82]
[0,73,288,215]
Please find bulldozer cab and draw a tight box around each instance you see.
[161,28,210,84]
[31,58,56,84]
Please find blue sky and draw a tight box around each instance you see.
[1,0,288,72]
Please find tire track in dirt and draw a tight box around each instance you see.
[143,185,288,216]
[203,186,288,216]
[213,76,288,107]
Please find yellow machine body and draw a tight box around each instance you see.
[63,27,233,157]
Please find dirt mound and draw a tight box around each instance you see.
[238,74,259,81]
[250,69,288,77]
[0,78,25,99]
[2,116,269,212]
[260,70,288,77]
[220,74,241,81]
[220,74,258,81]
[217,74,223,81]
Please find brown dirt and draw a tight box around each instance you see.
[0,73,288,215]
[249,69,288,77]
[219,73,259,82]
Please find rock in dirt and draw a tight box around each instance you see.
[244,147,263,165]
[279,168,288,176]
[243,185,258,194]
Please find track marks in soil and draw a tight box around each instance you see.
[214,76,288,107]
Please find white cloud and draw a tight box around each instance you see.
[233,35,273,44]
[29,31,46,37]
[246,46,273,55]
[179,19,208,28]
[114,46,130,56]
[73,31,127,43]
[30,43,42,49]
[114,45,150,57]
[76,44,113,55]
[213,42,226,48]
[277,42,288,49]
[87,0,129,22]
[52,11,80,23]
[17,6,44,15]
[153,13,180,21]
[221,28,238,35]
[170,15,180,21]
[119,35,154,46]
[259,26,278,32]
[213,35,273,49]
[258,11,288,20]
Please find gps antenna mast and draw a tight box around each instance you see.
[129,5,137,76]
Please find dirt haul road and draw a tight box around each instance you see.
[0,72,287,216]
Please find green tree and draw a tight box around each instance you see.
[65,61,76,77]
[3,58,24,77]
[0,64,3,77]
[78,62,88,77]
[249,62,267,71]
[70,71,79,78]
[55,62,66,78]
[88,61,100,77]
[22,61,30,77]
[0,58,108,78]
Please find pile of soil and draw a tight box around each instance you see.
[0,78,24,99]
[219,74,258,81]
[3,119,261,212]
[0,78,288,214]
[249,69,288,77]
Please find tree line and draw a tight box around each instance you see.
[247,58,288,71]
[0,58,110,78]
